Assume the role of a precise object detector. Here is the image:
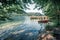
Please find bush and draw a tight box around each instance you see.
[46,22,57,31]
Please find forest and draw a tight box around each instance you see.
[0,0,60,40]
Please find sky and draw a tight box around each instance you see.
[24,2,44,15]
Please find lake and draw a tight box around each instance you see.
[0,16,46,40]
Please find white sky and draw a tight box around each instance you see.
[24,0,44,15]
[25,3,42,13]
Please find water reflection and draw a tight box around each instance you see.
[0,16,46,40]
[24,16,45,30]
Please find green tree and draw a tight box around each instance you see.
[0,0,27,21]
[34,0,60,27]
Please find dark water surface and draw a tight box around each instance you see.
[0,16,46,40]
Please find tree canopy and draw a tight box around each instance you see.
[0,0,27,21]
[33,0,60,27]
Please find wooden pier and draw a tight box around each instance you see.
[30,16,49,23]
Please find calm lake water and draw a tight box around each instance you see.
[0,16,46,40]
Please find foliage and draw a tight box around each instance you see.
[0,0,27,21]
[46,22,57,31]
[34,0,60,27]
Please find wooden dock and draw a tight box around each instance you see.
[30,16,49,23]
